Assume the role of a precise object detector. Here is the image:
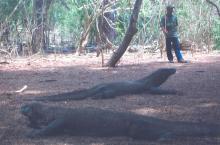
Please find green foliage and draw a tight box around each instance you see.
[0,0,18,21]
[49,1,80,34]
[212,19,220,50]
[48,0,98,41]
[114,17,126,44]
[0,0,220,51]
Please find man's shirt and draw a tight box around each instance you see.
[160,15,178,38]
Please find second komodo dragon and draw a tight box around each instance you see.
[34,68,177,101]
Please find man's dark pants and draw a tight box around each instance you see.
[166,37,183,61]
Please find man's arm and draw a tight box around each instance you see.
[175,16,179,32]
[175,16,178,26]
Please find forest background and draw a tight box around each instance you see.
[0,0,220,61]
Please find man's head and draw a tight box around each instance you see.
[166,5,175,16]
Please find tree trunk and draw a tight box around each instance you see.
[32,0,53,53]
[32,0,43,53]
[106,0,143,67]
[76,7,93,55]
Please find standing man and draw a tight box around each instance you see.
[160,5,187,63]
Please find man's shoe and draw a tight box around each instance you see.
[169,60,174,63]
[178,59,188,63]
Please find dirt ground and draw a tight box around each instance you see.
[1,51,220,145]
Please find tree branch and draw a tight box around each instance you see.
[206,0,220,17]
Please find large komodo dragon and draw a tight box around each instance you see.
[21,103,220,140]
[34,68,177,101]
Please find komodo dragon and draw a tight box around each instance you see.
[34,68,177,101]
[21,103,220,140]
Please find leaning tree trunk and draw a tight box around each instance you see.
[106,0,143,67]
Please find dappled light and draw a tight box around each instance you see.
[132,107,161,116]
[197,102,220,108]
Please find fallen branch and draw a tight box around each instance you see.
[15,85,28,93]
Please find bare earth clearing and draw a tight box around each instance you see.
[0,51,220,145]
